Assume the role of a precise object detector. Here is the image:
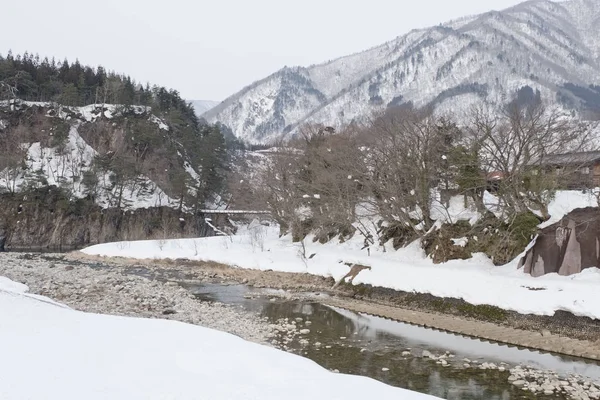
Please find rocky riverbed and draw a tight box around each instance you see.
[419,350,600,399]
[0,252,295,346]
[2,252,600,400]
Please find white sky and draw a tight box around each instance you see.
[2,0,534,101]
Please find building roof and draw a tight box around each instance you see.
[486,171,505,181]
[531,151,600,166]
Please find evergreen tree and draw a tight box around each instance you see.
[0,50,234,209]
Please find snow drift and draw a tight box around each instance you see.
[0,276,433,400]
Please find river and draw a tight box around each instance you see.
[187,282,600,400]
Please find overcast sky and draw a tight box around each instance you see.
[2,0,532,101]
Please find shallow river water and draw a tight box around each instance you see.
[189,282,600,400]
[10,254,595,400]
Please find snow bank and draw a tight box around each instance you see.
[0,276,431,400]
[430,194,480,225]
[540,190,598,228]
[83,220,600,320]
[0,276,28,294]
[82,189,600,320]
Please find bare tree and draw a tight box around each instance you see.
[0,125,28,193]
[260,145,304,237]
[361,107,455,232]
[0,81,17,100]
[467,101,590,219]
[0,71,30,100]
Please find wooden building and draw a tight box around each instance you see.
[533,151,600,189]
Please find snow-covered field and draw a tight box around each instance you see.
[82,191,600,320]
[0,276,433,400]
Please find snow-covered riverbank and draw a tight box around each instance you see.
[0,266,435,400]
[0,252,274,344]
[82,220,600,320]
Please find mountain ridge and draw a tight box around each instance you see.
[191,100,220,116]
[205,0,600,144]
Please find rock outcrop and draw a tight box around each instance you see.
[0,224,6,251]
[519,207,600,277]
[0,187,220,250]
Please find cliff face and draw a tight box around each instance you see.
[0,187,217,250]
[0,101,216,211]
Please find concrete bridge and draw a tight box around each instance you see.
[197,209,270,215]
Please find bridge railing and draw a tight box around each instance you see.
[197,210,270,215]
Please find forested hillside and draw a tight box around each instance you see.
[0,51,189,109]
[0,52,241,248]
[0,51,235,211]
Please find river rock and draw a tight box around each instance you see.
[0,253,281,348]
[512,380,527,387]
[421,350,434,359]
[401,351,411,357]
[299,329,310,335]
[382,368,389,372]
[541,383,555,392]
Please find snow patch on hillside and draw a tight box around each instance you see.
[206,0,600,144]
[149,114,169,131]
[0,123,178,209]
[0,101,181,210]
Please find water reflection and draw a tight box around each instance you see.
[188,282,600,400]
[328,306,600,380]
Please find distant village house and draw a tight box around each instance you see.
[531,151,600,189]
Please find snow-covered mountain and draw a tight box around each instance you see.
[190,100,219,117]
[204,0,600,144]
